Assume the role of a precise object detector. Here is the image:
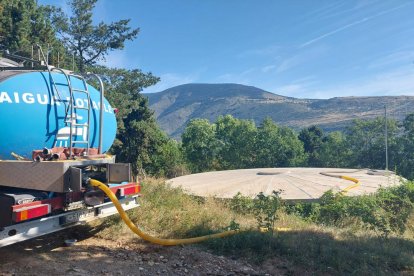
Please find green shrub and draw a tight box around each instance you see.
[285,202,320,220]
[230,190,283,232]
[317,190,350,224]
[229,192,254,215]
[252,191,282,233]
[287,181,414,236]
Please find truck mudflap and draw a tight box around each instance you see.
[0,195,139,248]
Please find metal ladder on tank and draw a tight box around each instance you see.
[65,73,91,156]
[38,46,92,157]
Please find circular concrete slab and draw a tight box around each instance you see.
[168,168,403,201]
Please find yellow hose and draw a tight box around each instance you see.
[340,175,360,193]
[320,172,361,194]
[89,179,238,246]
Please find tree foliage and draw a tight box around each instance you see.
[345,118,399,169]
[215,115,257,169]
[0,0,64,62]
[152,139,188,178]
[255,118,304,167]
[90,66,159,130]
[182,119,218,173]
[299,125,324,167]
[319,131,350,168]
[0,0,181,178]
[91,66,186,177]
[46,0,139,72]
[182,116,305,173]
[396,114,414,179]
[180,114,414,180]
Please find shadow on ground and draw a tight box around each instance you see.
[0,223,271,275]
[183,224,414,275]
[2,220,414,275]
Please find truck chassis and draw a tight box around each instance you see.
[0,195,139,248]
[0,156,140,247]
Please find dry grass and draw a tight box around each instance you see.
[96,177,254,240]
[96,178,414,274]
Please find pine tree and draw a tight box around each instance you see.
[46,0,139,72]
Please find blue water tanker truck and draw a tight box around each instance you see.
[0,51,140,247]
[0,68,117,158]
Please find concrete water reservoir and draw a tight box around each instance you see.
[168,168,403,201]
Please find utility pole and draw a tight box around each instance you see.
[385,105,389,171]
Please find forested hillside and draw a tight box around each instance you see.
[147,83,414,138]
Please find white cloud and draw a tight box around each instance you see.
[100,50,130,68]
[261,65,277,73]
[277,84,304,95]
[276,46,327,73]
[368,51,414,70]
[237,45,281,59]
[300,3,412,48]
[276,55,306,73]
[308,66,414,99]
[142,73,198,93]
[263,66,414,99]
[268,76,318,98]
[215,68,257,85]
[305,1,348,19]
[301,17,370,48]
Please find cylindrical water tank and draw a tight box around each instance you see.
[0,70,117,159]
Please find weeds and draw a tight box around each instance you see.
[229,192,253,215]
[287,181,414,236]
[97,178,414,274]
[252,191,282,233]
[230,190,283,233]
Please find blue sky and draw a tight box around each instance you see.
[39,0,414,98]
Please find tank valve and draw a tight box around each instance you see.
[42,148,52,155]
[51,153,60,160]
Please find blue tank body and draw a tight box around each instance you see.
[0,71,117,159]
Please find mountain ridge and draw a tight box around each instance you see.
[146,83,414,138]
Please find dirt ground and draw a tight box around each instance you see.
[0,226,300,276]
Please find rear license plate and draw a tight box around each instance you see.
[59,209,96,225]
